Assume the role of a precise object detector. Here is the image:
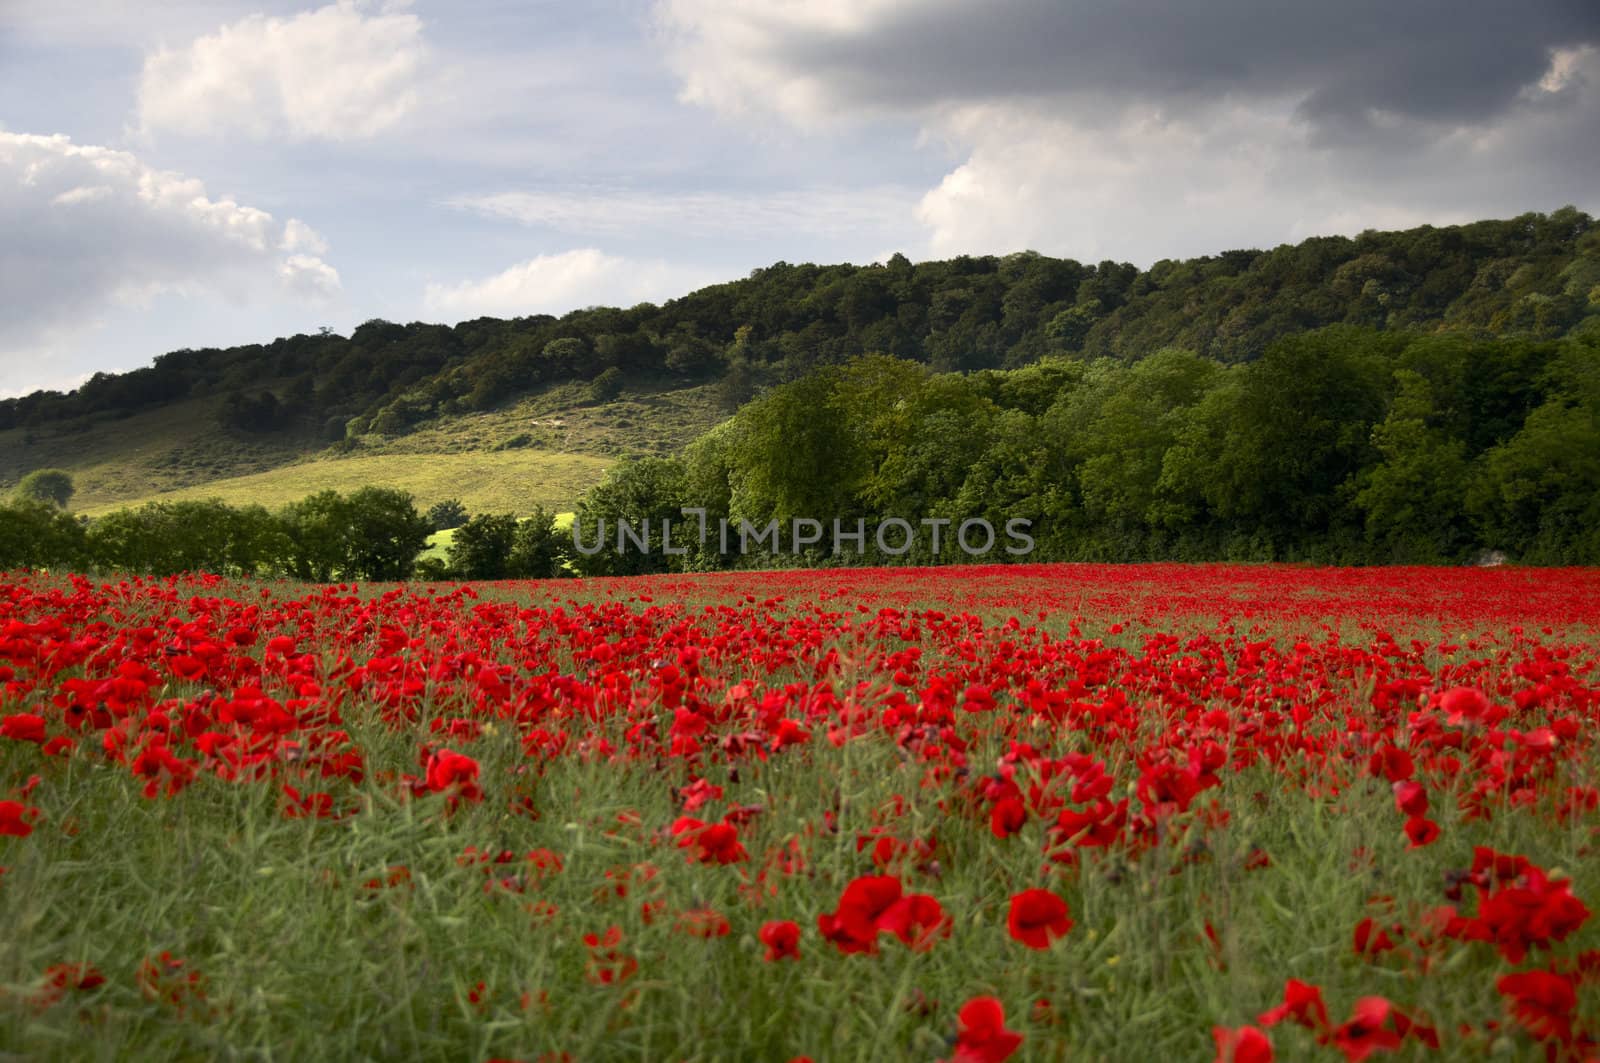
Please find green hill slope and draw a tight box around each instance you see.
[4,379,722,516]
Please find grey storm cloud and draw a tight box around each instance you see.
[664,0,1600,133]
[659,0,1600,266]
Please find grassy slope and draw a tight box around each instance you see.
[3,380,724,517]
[0,394,313,512]
[71,454,612,518]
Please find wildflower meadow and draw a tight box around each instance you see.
[1,563,1597,1061]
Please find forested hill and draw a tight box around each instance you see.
[4,207,1598,442]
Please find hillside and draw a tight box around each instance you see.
[2,208,1597,516]
[1,377,722,517]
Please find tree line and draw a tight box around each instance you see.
[569,327,1600,569]
[0,488,421,580]
[0,476,587,581]
[4,209,1597,450]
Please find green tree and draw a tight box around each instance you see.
[14,468,75,510]
[85,500,277,576]
[1467,398,1600,562]
[863,373,997,521]
[278,491,350,582]
[1044,305,1099,352]
[1049,350,1221,553]
[542,337,589,376]
[725,359,915,532]
[588,366,625,405]
[946,409,1067,556]
[508,507,567,578]
[571,458,687,576]
[1353,370,1472,561]
[228,504,290,575]
[679,422,741,570]
[716,327,760,411]
[85,508,158,573]
[1175,329,1391,554]
[344,487,431,581]
[448,513,520,580]
[427,499,469,531]
[0,499,86,569]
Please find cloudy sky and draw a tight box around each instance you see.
[3,0,1598,396]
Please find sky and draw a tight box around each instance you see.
[2,0,1598,397]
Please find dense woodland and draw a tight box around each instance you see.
[3,208,1598,442]
[577,327,1600,570]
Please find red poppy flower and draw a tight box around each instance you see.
[0,713,46,744]
[1497,969,1577,1044]
[858,832,907,870]
[884,892,951,951]
[1391,780,1427,818]
[1402,816,1440,849]
[949,996,1023,1063]
[1352,917,1397,957]
[1439,686,1492,725]
[1328,997,1402,1063]
[136,951,209,1018]
[1258,979,1329,1032]
[760,919,802,962]
[0,800,41,837]
[679,777,723,812]
[1007,889,1073,950]
[583,925,638,985]
[281,785,339,819]
[1368,745,1413,783]
[961,685,996,714]
[1474,866,1591,964]
[818,875,948,954]
[832,874,906,946]
[1212,1025,1273,1063]
[990,797,1027,839]
[29,962,106,1010]
[671,817,749,865]
[424,749,483,804]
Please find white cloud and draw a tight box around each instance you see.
[422,249,718,321]
[137,0,428,141]
[281,217,330,255]
[913,100,1332,264]
[655,0,920,129]
[50,185,113,206]
[281,254,343,297]
[910,93,1599,265]
[1537,44,1597,94]
[0,132,339,388]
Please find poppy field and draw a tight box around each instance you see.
[2,563,1599,1061]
